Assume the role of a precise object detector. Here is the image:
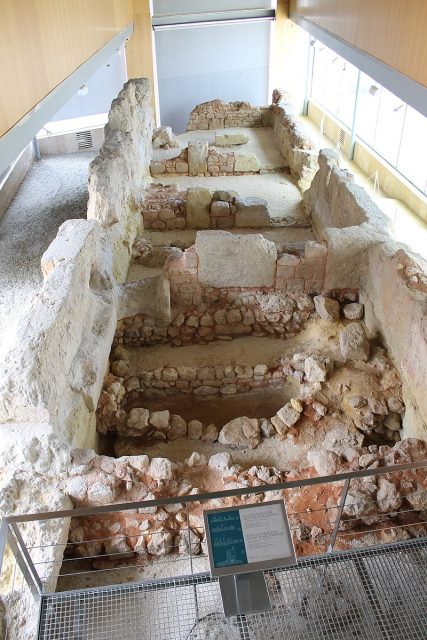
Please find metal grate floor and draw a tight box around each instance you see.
[38,537,427,640]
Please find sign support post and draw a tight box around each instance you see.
[203,500,296,618]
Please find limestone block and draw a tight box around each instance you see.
[208,117,225,129]
[127,408,150,433]
[339,323,370,361]
[304,355,327,382]
[118,274,171,322]
[211,200,230,217]
[187,188,212,228]
[304,241,328,259]
[218,417,261,449]
[234,153,259,172]
[277,402,301,428]
[314,295,340,321]
[307,450,340,476]
[188,142,209,175]
[148,457,174,481]
[188,420,203,440]
[235,196,271,227]
[214,132,249,146]
[208,452,232,471]
[343,303,364,320]
[149,410,170,430]
[212,190,237,202]
[168,415,187,440]
[152,126,179,149]
[196,231,277,288]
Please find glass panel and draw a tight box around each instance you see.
[373,87,406,166]
[357,72,381,147]
[311,42,427,197]
[311,43,358,128]
[396,105,427,192]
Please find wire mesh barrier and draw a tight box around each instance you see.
[1,460,427,639]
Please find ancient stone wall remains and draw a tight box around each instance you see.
[303,149,392,290]
[363,243,427,439]
[150,146,264,178]
[271,102,318,192]
[304,147,427,437]
[141,184,187,230]
[0,80,156,612]
[115,289,318,348]
[140,185,275,231]
[184,96,318,193]
[165,234,327,306]
[0,219,117,446]
[87,78,153,281]
[65,438,427,565]
[186,99,267,130]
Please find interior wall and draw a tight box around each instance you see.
[155,21,272,133]
[270,0,290,95]
[126,0,159,121]
[154,0,274,13]
[0,0,133,138]
[290,0,427,88]
[280,19,310,113]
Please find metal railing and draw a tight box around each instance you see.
[0,460,427,637]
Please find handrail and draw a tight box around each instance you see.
[2,458,426,525]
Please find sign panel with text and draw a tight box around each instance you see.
[203,500,296,577]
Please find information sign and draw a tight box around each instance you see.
[204,500,296,578]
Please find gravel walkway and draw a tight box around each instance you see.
[0,151,94,343]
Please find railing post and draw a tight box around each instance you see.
[9,523,43,597]
[327,478,350,553]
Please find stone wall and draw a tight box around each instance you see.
[65,438,427,568]
[187,99,267,130]
[303,149,392,290]
[304,147,427,439]
[0,219,117,446]
[363,242,427,439]
[141,185,274,231]
[150,146,263,178]
[164,233,327,306]
[115,289,318,348]
[97,363,285,436]
[141,184,187,230]
[87,79,153,281]
[271,102,318,192]
[0,218,118,606]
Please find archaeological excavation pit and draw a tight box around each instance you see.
[2,81,427,640]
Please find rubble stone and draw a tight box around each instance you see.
[339,323,370,361]
[218,417,261,449]
[307,450,340,476]
[343,303,364,320]
[314,295,340,321]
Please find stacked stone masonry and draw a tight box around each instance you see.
[140,185,278,231]
[186,99,267,130]
[150,147,267,178]
[115,289,319,348]
[271,102,318,192]
[164,241,327,307]
[140,184,186,231]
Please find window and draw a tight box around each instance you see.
[310,42,427,197]
[373,88,406,166]
[357,72,381,147]
[311,43,358,129]
[397,105,427,193]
